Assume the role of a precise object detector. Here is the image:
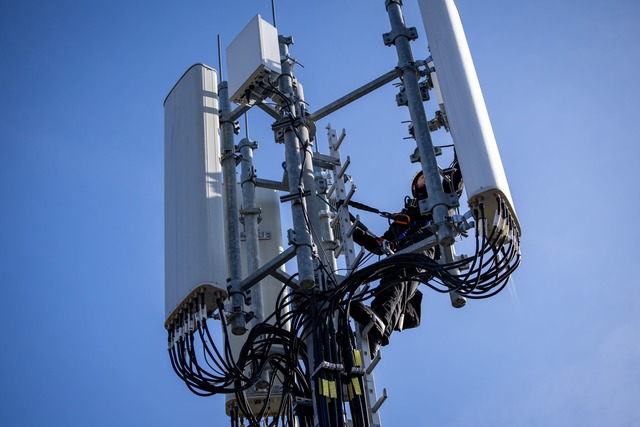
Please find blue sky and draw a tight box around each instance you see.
[1,0,639,426]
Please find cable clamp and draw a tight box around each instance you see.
[451,210,475,234]
[311,361,344,378]
[419,192,459,214]
[285,230,315,257]
[220,151,242,166]
[226,288,251,306]
[236,137,258,151]
[239,207,261,216]
[350,367,366,375]
[382,26,418,46]
[271,115,310,139]
[239,166,257,186]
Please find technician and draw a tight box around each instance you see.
[351,156,463,353]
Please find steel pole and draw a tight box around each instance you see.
[239,136,264,322]
[219,81,247,335]
[385,0,455,246]
[277,36,324,427]
[277,38,316,290]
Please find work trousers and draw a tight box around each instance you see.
[370,267,424,346]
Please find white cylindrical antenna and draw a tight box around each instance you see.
[418,0,520,235]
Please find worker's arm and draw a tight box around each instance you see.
[352,219,384,255]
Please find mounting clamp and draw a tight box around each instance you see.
[382,26,418,46]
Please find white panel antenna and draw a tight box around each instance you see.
[226,14,281,105]
[164,64,227,327]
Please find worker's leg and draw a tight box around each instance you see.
[371,266,424,344]
[370,281,404,346]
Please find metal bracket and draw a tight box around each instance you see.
[428,110,449,132]
[239,230,271,241]
[419,80,431,101]
[312,152,340,170]
[415,59,432,78]
[372,388,388,413]
[239,206,262,218]
[278,35,293,46]
[224,308,254,324]
[315,176,328,193]
[226,283,251,308]
[395,87,408,106]
[220,151,243,166]
[240,165,257,186]
[396,76,428,105]
[409,145,442,163]
[321,239,339,252]
[382,26,418,46]
[219,119,241,135]
[238,245,298,293]
[287,229,298,246]
[280,188,312,203]
[272,114,315,143]
[419,191,460,213]
[451,211,475,239]
[236,138,259,151]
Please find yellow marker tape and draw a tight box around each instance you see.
[329,381,337,399]
[352,377,362,396]
[322,379,330,397]
[353,349,362,367]
[347,383,354,401]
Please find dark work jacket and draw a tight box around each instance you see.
[353,159,463,256]
[384,201,437,255]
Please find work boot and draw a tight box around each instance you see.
[349,302,384,357]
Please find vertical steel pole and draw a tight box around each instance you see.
[293,82,334,281]
[277,38,316,290]
[314,163,339,279]
[277,36,323,427]
[219,81,247,335]
[384,0,454,245]
[238,136,264,322]
[385,0,464,306]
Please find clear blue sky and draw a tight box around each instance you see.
[1,0,639,426]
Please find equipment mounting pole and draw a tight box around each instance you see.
[384,0,465,307]
[219,81,247,335]
[277,34,324,426]
[384,0,455,245]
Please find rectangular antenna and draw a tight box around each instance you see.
[226,14,281,105]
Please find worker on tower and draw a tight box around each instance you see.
[351,155,463,354]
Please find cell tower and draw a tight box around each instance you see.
[164,1,521,426]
